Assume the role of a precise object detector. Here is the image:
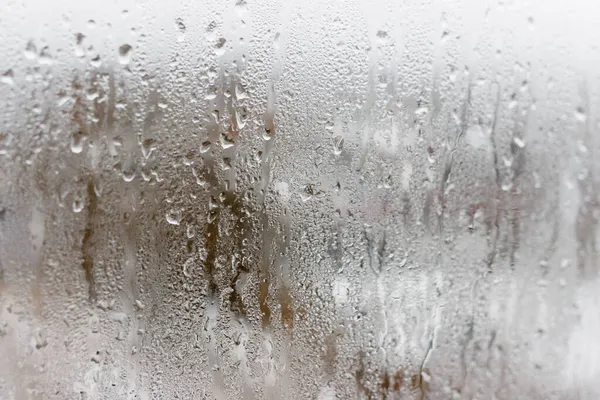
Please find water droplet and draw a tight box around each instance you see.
[200,140,212,153]
[90,55,102,68]
[175,17,186,33]
[441,30,450,44]
[207,210,218,223]
[205,86,217,100]
[166,209,182,225]
[24,40,37,60]
[192,167,206,186]
[301,184,314,202]
[220,132,235,149]
[142,138,155,159]
[33,330,48,349]
[206,20,217,33]
[122,169,136,182]
[235,107,247,129]
[91,350,103,363]
[186,224,196,238]
[376,30,388,40]
[415,105,429,116]
[235,83,247,100]
[575,106,587,122]
[215,38,227,56]
[332,136,344,155]
[70,132,85,153]
[1,69,14,85]
[87,19,96,29]
[513,137,525,148]
[262,127,274,141]
[74,33,85,57]
[72,197,84,213]
[183,257,194,277]
[118,44,132,65]
[86,87,99,101]
[38,46,53,65]
[135,300,145,310]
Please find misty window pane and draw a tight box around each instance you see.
[1,0,599,398]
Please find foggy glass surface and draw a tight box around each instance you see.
[1,0,600,398]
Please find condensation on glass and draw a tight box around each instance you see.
[1,0,599,398]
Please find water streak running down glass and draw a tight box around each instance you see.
[1,0,600,398]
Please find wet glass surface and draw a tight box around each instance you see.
[1,0,600,398]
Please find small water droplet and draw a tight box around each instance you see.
[235,107,247,129]
[192,167,206,186]
[207,210,218,223]
[220,133,235,149]
[176,17,186,33]
[183,257,194,277]
[33,330,48,349]
[200,140,212,153]
[70,132,85,153]
[301,184,314,202]
[376,30,388,40]
[142,138,155,159]
[122,169,136,182]
[215,38,227,55]
[38,46,53,65]
[118,44,132,65]
[205,86,217,100]
[274,32,281,49]
[186,224,196,238]
[332,136,344,155]
[1,69,14,85]
[415,105,429,116]
[513,137,525,148]
[90,55,102,68]
[72,197,84,213]
[575,106,587,122]
[24,40,37,60]
[87,19,96,29]
[262,127,274,141]
[235,83,247,100]
[74,33,85,57]
[86,87,98,101]
[441,30,450,44]
[166,209,182,225]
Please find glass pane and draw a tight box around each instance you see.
[1,0,599,398]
